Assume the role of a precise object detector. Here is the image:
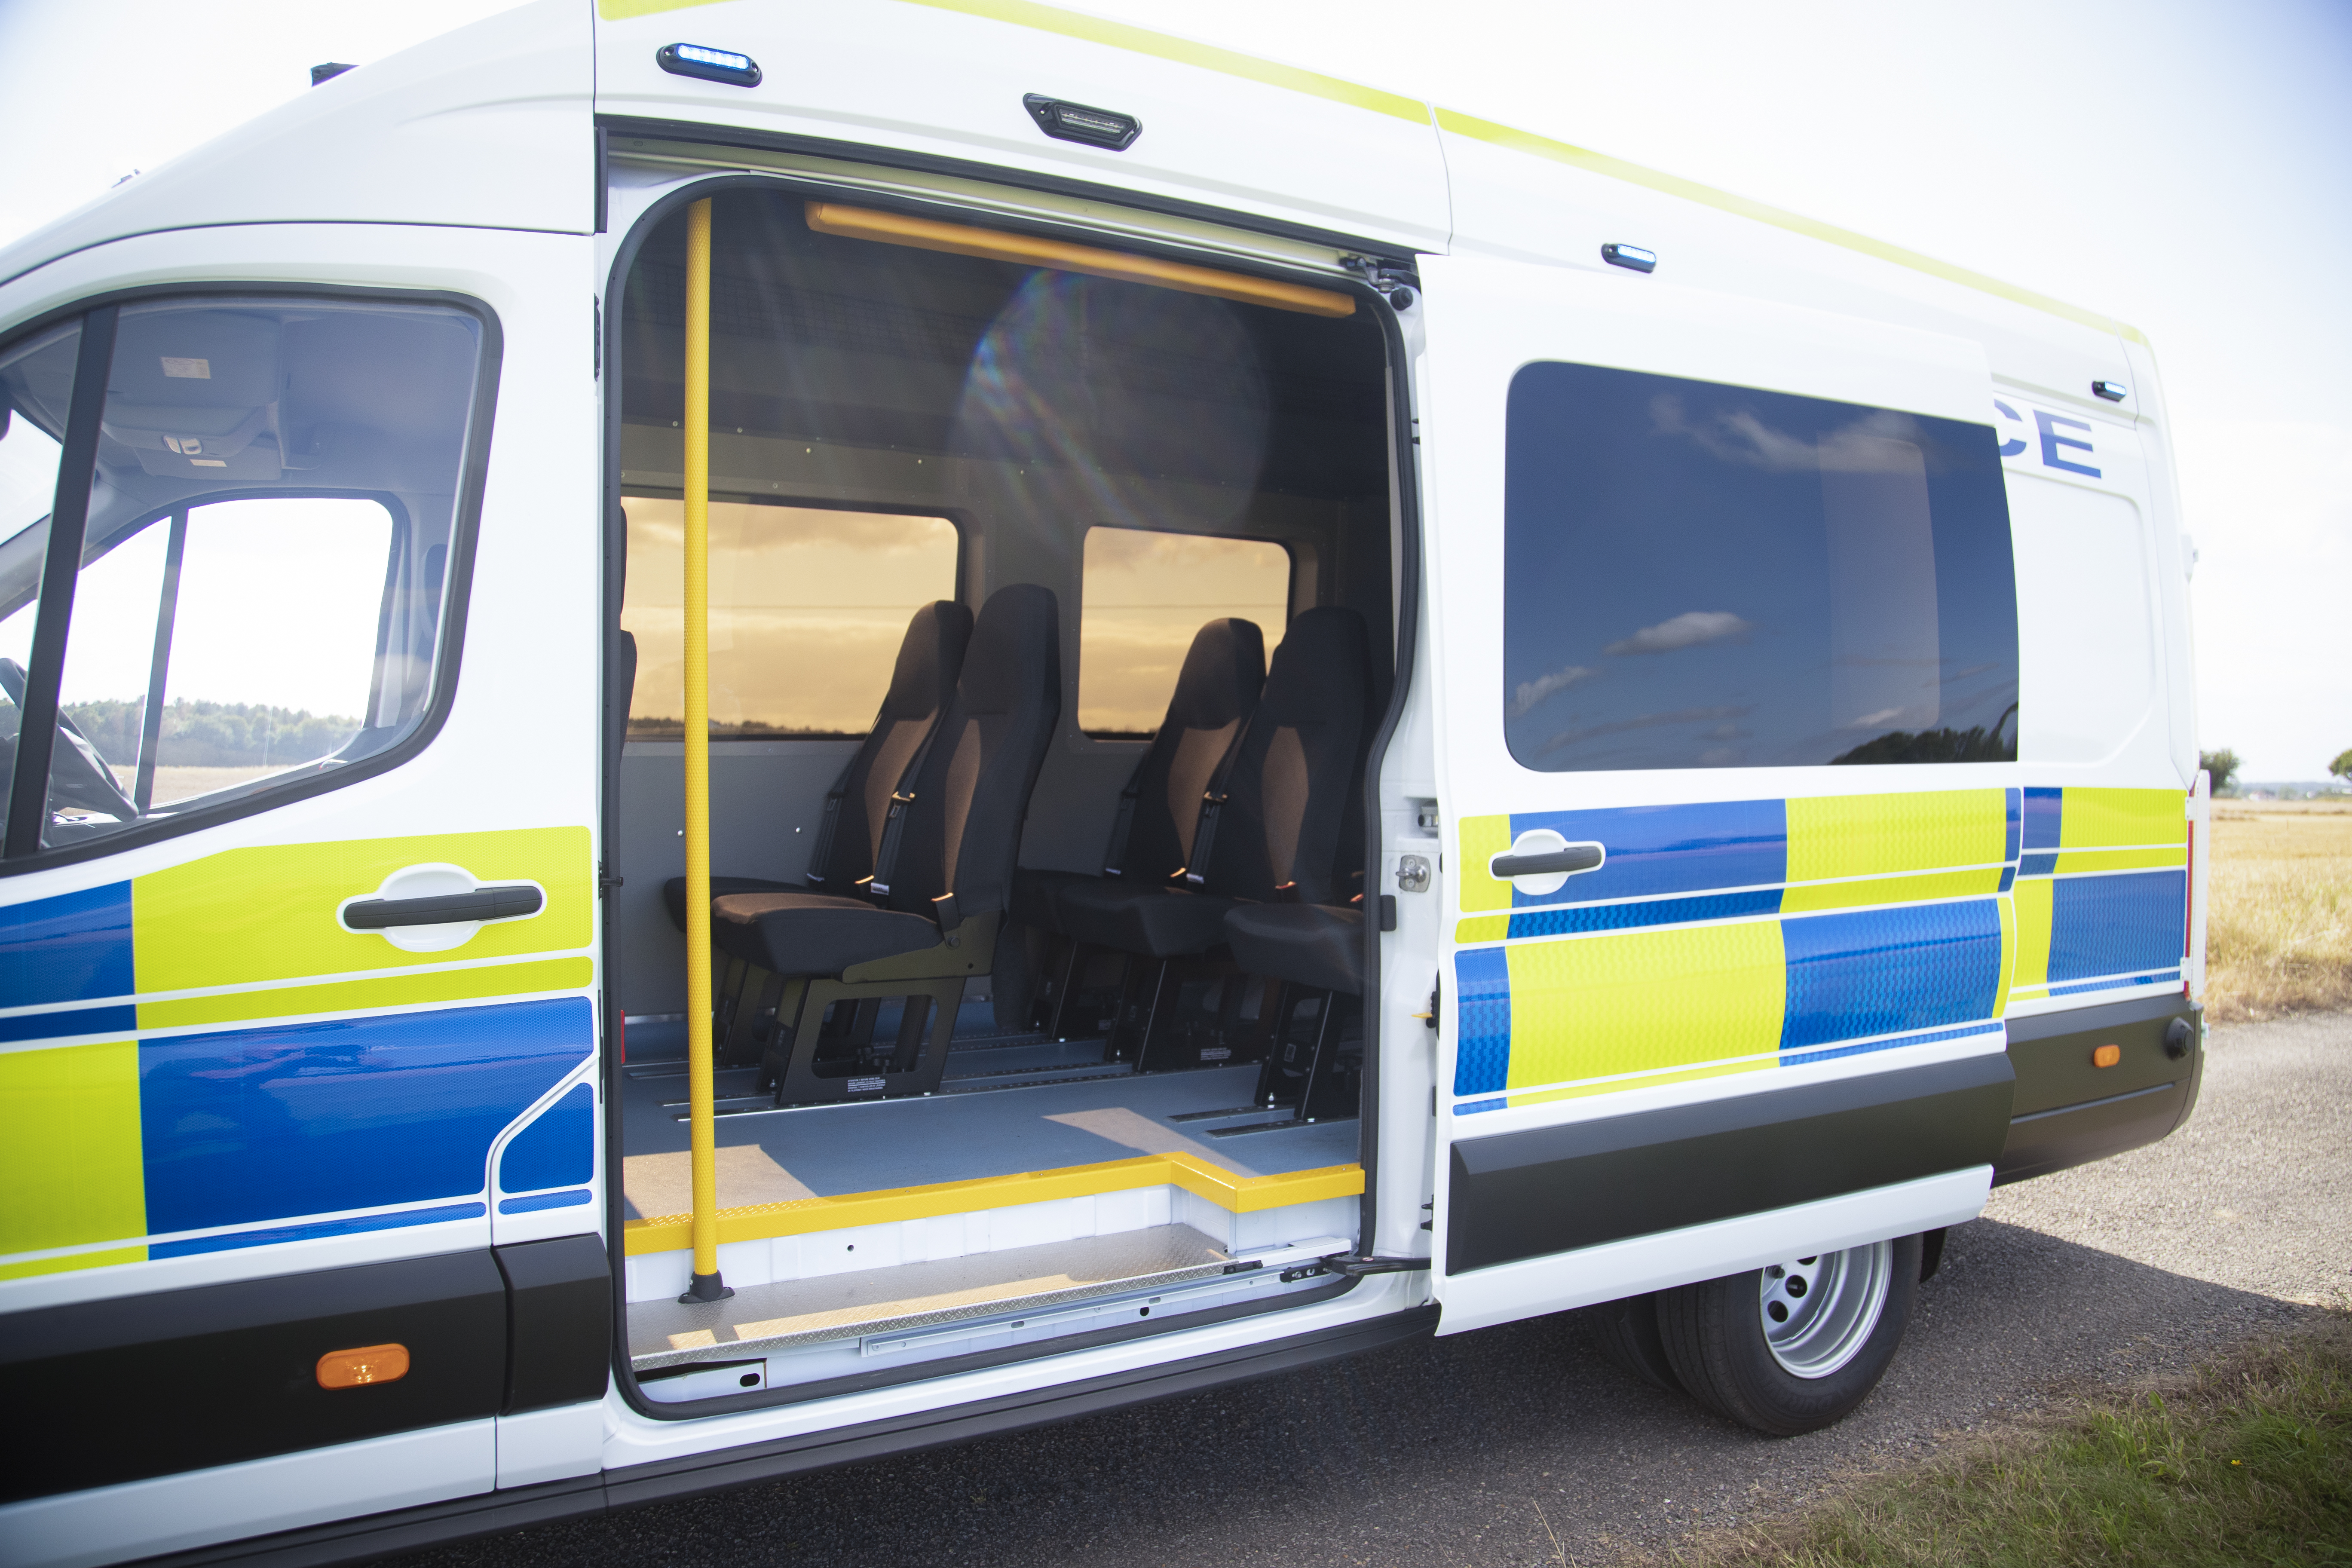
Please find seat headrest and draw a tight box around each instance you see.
[1164,617,1265,730]
[958,582,1060,714]
[1260,605,1369,720]
[878,599,973,721]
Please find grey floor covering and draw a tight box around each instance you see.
[620,1056,1360,1220]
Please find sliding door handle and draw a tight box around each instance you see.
[343,884,544,929]
[1488,844,1603,879]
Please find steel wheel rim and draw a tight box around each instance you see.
[1758,1240,1891,1379]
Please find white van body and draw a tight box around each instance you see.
[0,4,2205,1563]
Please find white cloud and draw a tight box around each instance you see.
[1507,664,1597,717]
[1605,611,1752,656]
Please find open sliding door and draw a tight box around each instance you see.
[1416,257,2024,1334]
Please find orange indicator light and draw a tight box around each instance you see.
[2092,1044,2121,1069]
[317,1344,410,1389]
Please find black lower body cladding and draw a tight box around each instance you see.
[1996,993,2200,1185]
[1446,1053,2015,1275]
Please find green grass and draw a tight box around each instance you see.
[1658,1314,2352,1568]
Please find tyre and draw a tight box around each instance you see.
[1581,1293,1682,1391]
[1657,1232,1921,1436]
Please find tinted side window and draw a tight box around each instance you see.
[1503,363,2018,772]
[1,296,484,853]
[620,498,957,738]
[1078,525,1289,737]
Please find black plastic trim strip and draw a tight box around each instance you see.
[2009,1079,2177,1124]
[0,1250,507,1504]
[1995,992,2197,1185]
[1447,1052,2016,1274]
[0,282,502,879]
[595,114,1421,267]
[596,171,1405,1421]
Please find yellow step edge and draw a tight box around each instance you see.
[622,1153,1365,1256]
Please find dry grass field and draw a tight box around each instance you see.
[2205,800,2352,1022]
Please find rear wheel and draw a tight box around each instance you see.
[1657,1233,1921,1435]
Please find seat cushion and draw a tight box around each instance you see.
[1052,878,1235,958]
[662,875,800,934]
[1223,902,1364,994]
[1011,867,1097,934]
[710,890,940,975]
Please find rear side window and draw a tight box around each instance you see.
[0,295,488,858]
[1078,525,1290,737]
[619,498,957,738]
[1502,362,2018,772]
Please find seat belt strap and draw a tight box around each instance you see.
[867,709,949,903]
[1179,718,1256,890]
[803,760,855,888]
[1099,752,1150,877]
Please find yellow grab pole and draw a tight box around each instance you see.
[680,197,730,1304]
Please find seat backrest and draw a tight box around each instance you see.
[805,599,973,894]
[1112,617,1265,881]
[886,583,1062,919]
[1197,606,1371,905]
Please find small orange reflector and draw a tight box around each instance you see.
[317,1344,409,1389]
[2092,1044,2121,1068]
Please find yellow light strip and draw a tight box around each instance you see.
[804,201,1356,318]
[682,196,721,1288]
[622,1153,1364,1256]
[1433,108,2145,345]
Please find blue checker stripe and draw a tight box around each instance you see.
[499,1081,595,1194]
[1455,1097,1510,1116]
[0,1003,137,1044]
[0,882,132,1008]
[498,1188,592,1215]
[141,996,593,1236]
[1782,1023,2003,1067]
[2048,870,2186,983]
[2022,787,2064,850]
[150,1202,487,1259]
[2005,788,2023,863]
[1506,799,1786,905]
[1507,889,1782,940]
[2052,971,2180,998]
[1780,900,2004,1051]
[2018,853,2058,878]
[1999,866,2016,893]
[1452,947,1513,1097]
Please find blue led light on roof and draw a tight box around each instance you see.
[657,42,763,87]
[1601,243,1658,274]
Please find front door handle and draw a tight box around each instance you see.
[342,884,544,929]
[1489,844,1603,879]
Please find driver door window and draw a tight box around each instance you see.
[43,496,403,844]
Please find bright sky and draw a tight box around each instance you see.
[0,0,2344,777]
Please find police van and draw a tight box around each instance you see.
[0,2,2208,1562]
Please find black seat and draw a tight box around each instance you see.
[1018,616,1265,934]
[661,598,971,931]
[1224,903,1363,996]
[710,584,1060,1101]
[1053,605,1371,958]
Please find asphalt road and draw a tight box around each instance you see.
[408,1011,2352,1568]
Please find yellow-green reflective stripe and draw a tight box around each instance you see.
[1458,814,1516,913]
[2051,846,2188,876]
[1780,866,2005,915]
[1994,892,2016,1019]
[596,0,1429,122]
[1502,920,1784,1090]
[136,957,596,1032]
[1787,789,2007,883]
[1433,108,2144,345]
[2058,788,2186,850]
[2012,878,2054,992]
[1456,915,1510,944]
[132,827,592,992]
[0,1246,147,1283]
[1507,1056,1768,1111]
[0,1040,144,1257]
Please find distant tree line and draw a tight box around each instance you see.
[63,698,360,768]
